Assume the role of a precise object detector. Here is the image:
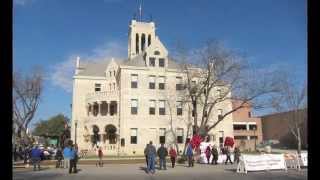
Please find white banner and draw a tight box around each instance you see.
[300,152,308,166]
[237,154,287,173]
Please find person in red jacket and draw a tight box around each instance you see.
[169,146,177,168]
[96,147,103,167]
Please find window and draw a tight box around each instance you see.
[121,138,125,147]
[136,33,139,54]
[130,128,137,144]
[110,101,117,116]
[176,77,184,90]
[248,111,251,117]
[154,51,160,55]
[131,74,138,88]
[204,111,208,118]
[177,128,183,144]
[131,99,138,115]
[217,89,221,98]
[233,124,247,130]
[95,83,101,92]
[149,100,156,115]
[149,76,155,89]
[159,128,166,143]
[113,83,116,90]
[176,101,182,116]
[88,104,92,116]
[148,34,151,46]
[93,103,99,116]
[158,76,165,90]
[141,34,146,51]
[159,58,165,67]
[109,71,112,77]
[100,101,108,116]
[113,70,116,76]
[159,100,165,115]
[109,83,112,91]
[218,109,223,120]
[250,136,258,140]
[149,57,155,67]
[249,124,257,130]
[234,136,247,140]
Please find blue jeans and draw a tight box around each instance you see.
[147,155,155,173]
[32,157,41,170]
[159,158,166,169]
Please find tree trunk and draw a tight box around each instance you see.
[182,123,191,156]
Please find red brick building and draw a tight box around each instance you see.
[232,100,263,151]
[260,109,307,149]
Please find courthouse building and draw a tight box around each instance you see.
[71,17,235,156]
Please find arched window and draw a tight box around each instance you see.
[91,125,100,146]
[148,34,151,46]
[93,102,99,116]
[104,124,117,144]
[154,51,160,55]
[100,101,108,116]
[141,33,146,51]
[136,33,139,54]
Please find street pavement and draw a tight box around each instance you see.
[13,163,307,180]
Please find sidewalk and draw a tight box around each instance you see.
[13,158,147,169]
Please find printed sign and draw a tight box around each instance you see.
[237,154,286,173]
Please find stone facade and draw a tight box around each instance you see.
[71,19,235,156]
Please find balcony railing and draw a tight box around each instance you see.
[86,91,119,103]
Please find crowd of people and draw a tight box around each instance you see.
[142,141,241,174]
[14,140,79,173]
[15,140,241,174]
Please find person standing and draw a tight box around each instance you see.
[68,144,77,174]
[186,143,194,167]
[97,147,104,167]
[225,146,233,164]
[234,147,241,164]
[55,147,63,168]
[205,146,211,164]
[30,145,42,171]
[169,146,177,168]
[63,144,71,169]
[146,141,157,174]
[157,143,168,170]
[211,145,219,165]
[73,144,79,172]
[144,144,149,167]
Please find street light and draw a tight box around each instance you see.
[75,120,78,145]
[253,126,257,151]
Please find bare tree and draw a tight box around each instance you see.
[13,67,43,145]
[163,82,193,156]
[270,75,307,155]
[174,39,282,137]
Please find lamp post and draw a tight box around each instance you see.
[253,127,257,151]
[219,130,224,147]
[75,120,78,145]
